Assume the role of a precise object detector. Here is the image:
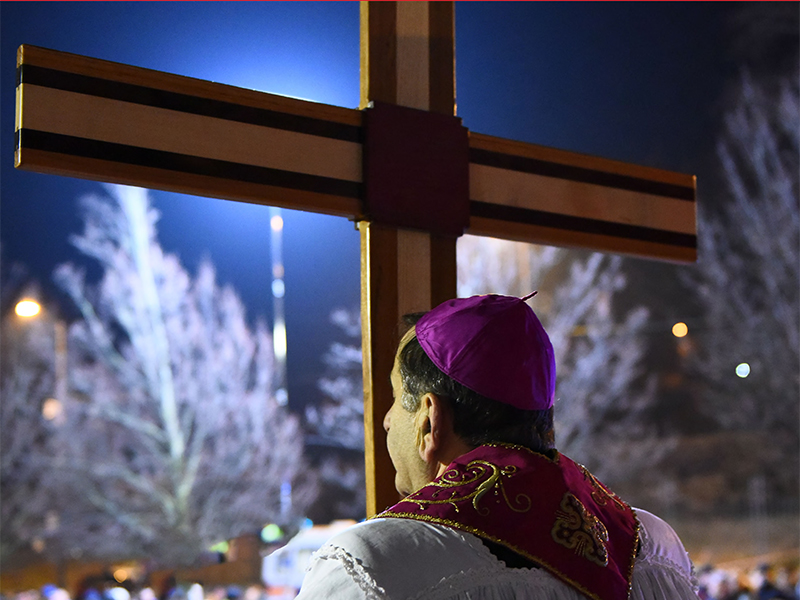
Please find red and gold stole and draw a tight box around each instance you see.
[376,444,639,600]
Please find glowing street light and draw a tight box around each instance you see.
[270,206,288,406]
[15,299,41,318]
[42,398,64,421]
[672,322,688,338]
[113,568,129,583]
[273,321,287,361]
[15,296,69,420]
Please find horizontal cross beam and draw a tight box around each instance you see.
[15,45,362,218]
[468,133,696,262]
[16,45,696,262]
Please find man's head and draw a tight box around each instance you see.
[384,294,557,496]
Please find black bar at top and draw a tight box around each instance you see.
[470,148,695,202]
[18,64,361,144]
[470,200,697,248]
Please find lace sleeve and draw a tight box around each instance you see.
[632,508,699,599]
[295,543,386,600]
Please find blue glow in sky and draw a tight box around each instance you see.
[1,2,739,410]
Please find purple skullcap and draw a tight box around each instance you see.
[415,294,556,411]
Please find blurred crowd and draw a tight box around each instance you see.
[696,563,800,600]
[1,581,294,600]
[2,560,798,600]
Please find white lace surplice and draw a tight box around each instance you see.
[296,509,698,600]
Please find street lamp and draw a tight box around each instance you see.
[14,297,68,423]
[15,298,41,318]
[671,322,688,338]
[270,206,288,407]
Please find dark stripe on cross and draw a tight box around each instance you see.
[470,200,697,248]
[17,64,362,143]
[16,129,362,199]
[470,148,695,202]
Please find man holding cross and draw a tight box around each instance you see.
[297,293,697,600]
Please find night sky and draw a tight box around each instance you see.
[1,2,741,412]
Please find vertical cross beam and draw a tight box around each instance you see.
[359,1,458,516]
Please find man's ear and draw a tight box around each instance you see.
[415,393,448,464]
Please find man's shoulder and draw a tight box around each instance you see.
[306,518,503,599]
[321,516,490,563]
[633,508,696,585]
[319,517,417,557]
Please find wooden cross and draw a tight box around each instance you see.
[14,2,696,517]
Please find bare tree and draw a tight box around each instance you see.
[307,308,364,452]
[457,237,666,487]
[46,185,302,564]
[689,69,799,500]
[305,307,366,522]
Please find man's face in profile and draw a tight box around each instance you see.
[384,328,431,496]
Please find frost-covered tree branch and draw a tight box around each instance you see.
[44,185,303,564]
[307,308,364,452]
[688,68,799,498]
[305,307,366,521]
